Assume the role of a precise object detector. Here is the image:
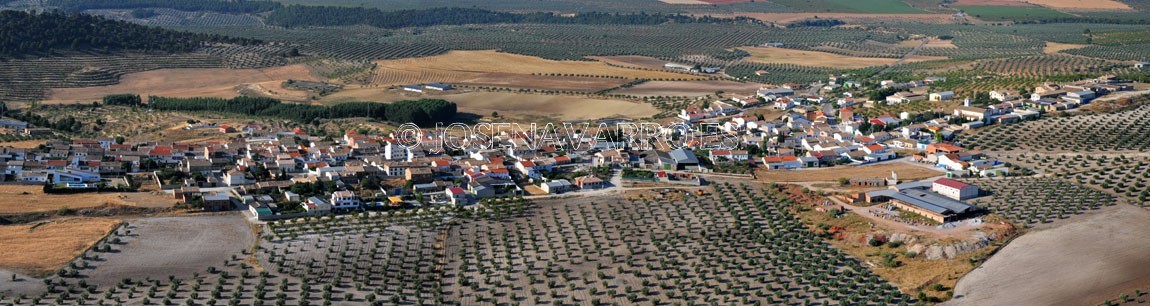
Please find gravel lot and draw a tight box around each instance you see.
[79,215,252,287]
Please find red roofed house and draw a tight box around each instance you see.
[446,187,472,205]
[761,156,801,170]
[932,178,978,200]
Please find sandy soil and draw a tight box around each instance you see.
[612,80,763,97]
[0,217,121,276]
[589,55,677,71]
[721,13,958,24]
[45,65,318,103]
[78,215,253,287]
[0,185,179,214]
[756,160,945,182]
[1044,42,1089,54]
[948,204,1150,306]
[368,50,701,88]
[739,47,943,69]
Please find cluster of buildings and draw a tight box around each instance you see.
[861,177,983,223]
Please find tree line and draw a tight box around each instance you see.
[265,6,742,28]
[145,96,456,126]
[46,0,282,14]
[0,11,260,58]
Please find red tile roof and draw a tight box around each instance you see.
[933,178,971,190]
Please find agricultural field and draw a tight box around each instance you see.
[610,80,763,98]
[948,204,1150,306]
[969,54,1125,76]
[1021,0,1133,10]
[325,89,661,121]
[46,65,318,103]
[739,47,909,69]
[957,103,1150,153]
[0,218,121,276]
[769,0,926,13]
[445,183,909,305]
[954,5,1074,22]
[999,153,1150,205]
[960,177,1117,226]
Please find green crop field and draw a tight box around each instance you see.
[955,5,1073,22]
[772,0,925,13]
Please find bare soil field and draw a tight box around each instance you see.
[78,215,252,287]
[952,0,1032,6]
[948,204,1150,306]
[658,0,708,3]
[723,13,958,24]
[0,185,179,214]
[1044,42,1089,54]
[611,80,762,97]
[367,50,701,88]
[898,39,958,48]
[441,92,659,121]
[588,55,677,71]
[455,73,628,92]
[756,160,945,182]
[0,217,120,276]
[739,47,942,69]
[45,65,318,103]
[1026,0,1132,10]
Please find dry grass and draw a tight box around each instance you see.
[1026,0,1132,10]
[0,185,178,214]
[367,50,701,87]
[0,140,47,149]
[897,39,958,48]
[756,162,945,182]
[1044,42,1089,54]
[45,65,318,103]
[437,92,658,121]
[0,217,121,276]
[739,47,943,69]
[588,55,675,71]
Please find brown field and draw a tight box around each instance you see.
[1044,42,1089,54]
[440,92,659,121]
[611,80,763,97]
[0,217,121,275]
[0,185,178,214]
[454,73,628,92]
[658,0,708,3]
[367,50,702,88]
[46,65,318,103]
[588,55,679,71]
[0,140,46,149]
[952,0,1031,6]
[897,38,958,48]
[948,204,1150,306]
[1026,0,1131,10]
[720,13,958,24]
[741,47,914,69]
[756,161,945,182]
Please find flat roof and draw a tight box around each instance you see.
[869,189,980,215]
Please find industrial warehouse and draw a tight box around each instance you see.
[865,178,984,223]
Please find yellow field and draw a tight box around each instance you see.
[367,50,703,87]
[45,65,318,103]
[0,217,121,276]
[1044,42,1088,54]
[739,47,942,69]
[0,140,47,149]
[0,185,179,214]
[1026,0,1131,10]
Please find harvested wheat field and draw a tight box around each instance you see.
[367,50,701,87]
[455,73,628,92]
[0,217,121,276]
[445,92,658,121]
[0,140,47,149]
[45,65,318,103]
[740,47,936,69]
[757,161,945,182]
[947,204,1150,306]
[589,55,678,71]
[1026,0,1131,10]
[1044,42,1088,54]
[612,80,763,97]
[0,185,178,214]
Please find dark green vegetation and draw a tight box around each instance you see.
[0,10,257,58]
[46,0,281,14]
[771,0,925,13]
[955,5,1073,22]
[266,6,742,28]
[148,96,457,126]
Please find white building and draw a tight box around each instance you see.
[932,178,979,200]
[330,191,361,211]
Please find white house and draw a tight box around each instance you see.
[929,91,955,101]
[932,178,979,200]
[446,187,472,205]
[330,191,361,211]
